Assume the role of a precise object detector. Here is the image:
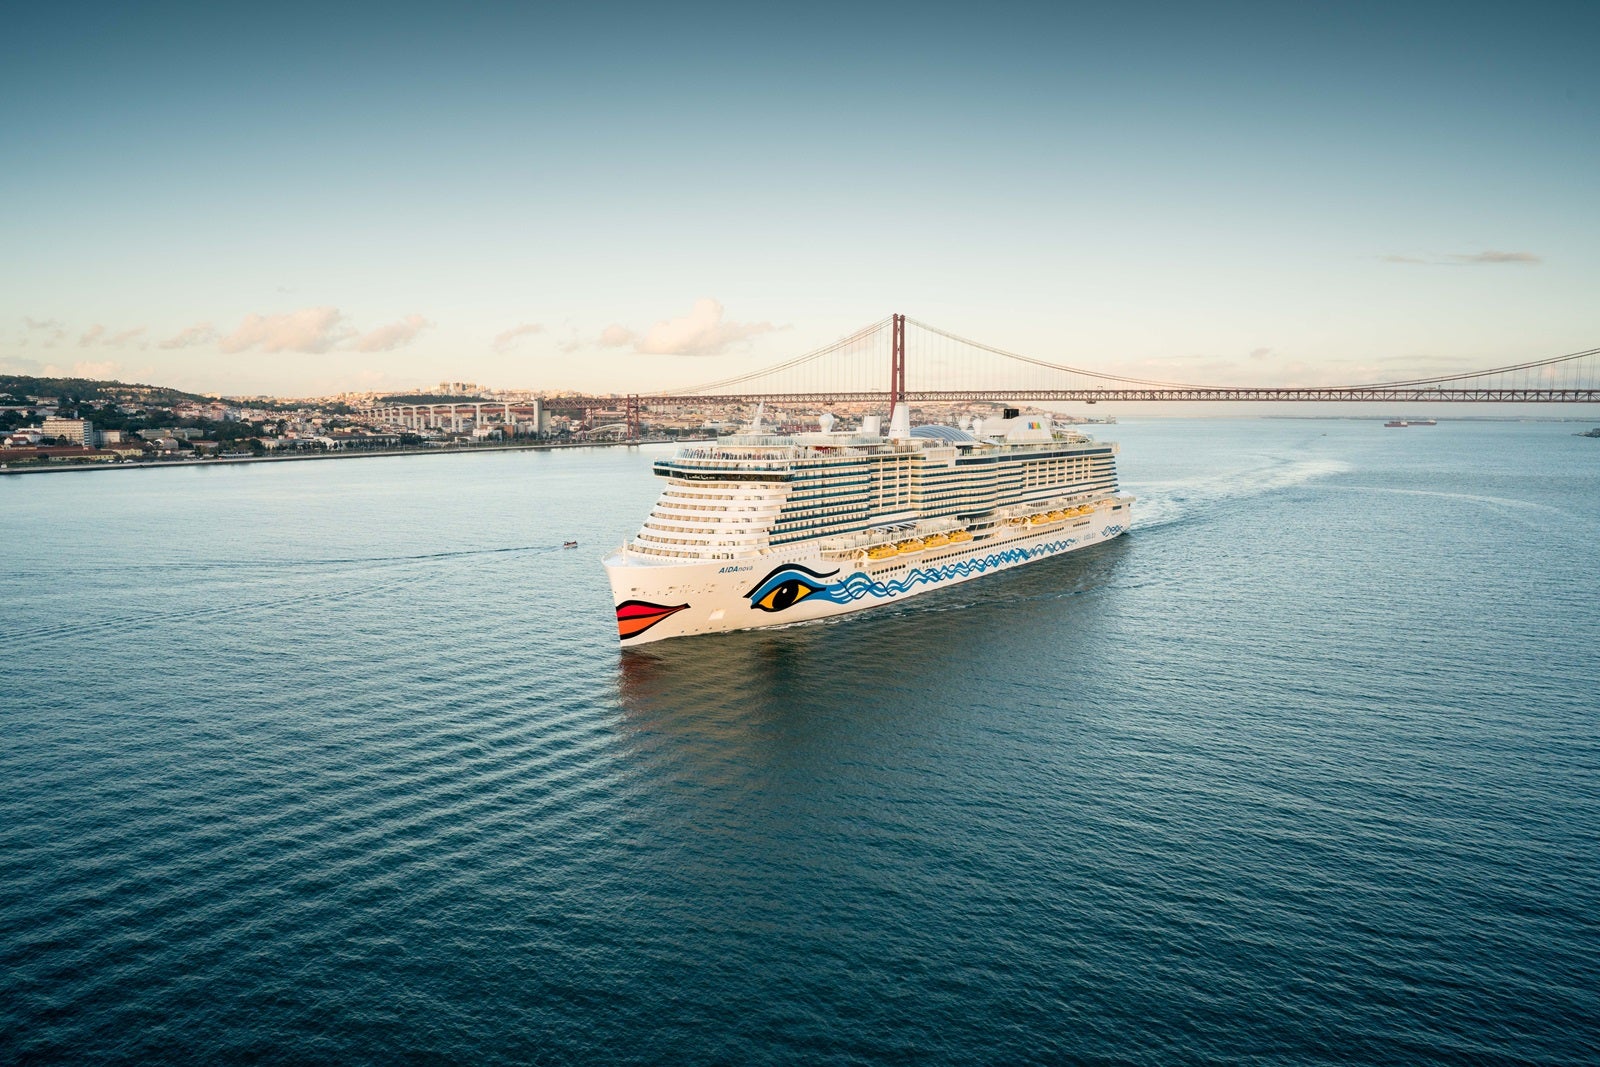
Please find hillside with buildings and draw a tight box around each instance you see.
[0,373,1082,471]
[2,373,634,469]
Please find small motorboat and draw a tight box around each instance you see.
[563,540,579,548]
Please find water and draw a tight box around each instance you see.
[2,420,1597,1064]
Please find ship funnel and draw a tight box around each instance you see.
[888,403,911,441]
[745,402,765,434]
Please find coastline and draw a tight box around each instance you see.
[0,437,697,477]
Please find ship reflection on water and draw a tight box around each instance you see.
[602,536,1137,958]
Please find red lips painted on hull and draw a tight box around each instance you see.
[615,600,689,639]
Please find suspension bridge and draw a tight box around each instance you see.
[367,314,1600,437]
[605,314,1600,436]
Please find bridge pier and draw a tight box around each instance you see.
[888,313,906,422]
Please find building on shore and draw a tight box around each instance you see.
[42,417,95,445]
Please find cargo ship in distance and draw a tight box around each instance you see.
[604,405,1133,645]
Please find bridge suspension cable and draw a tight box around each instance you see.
[1336,344,1600,390]
[904,317,1207,390]
[662,317,892,396]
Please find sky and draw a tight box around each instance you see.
[2,0,1596,398]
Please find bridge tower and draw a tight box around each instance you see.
[889,313,906,421]
[626,395,640,440]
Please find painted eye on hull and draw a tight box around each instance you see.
[744,564,839,613]
[753,577,822,612]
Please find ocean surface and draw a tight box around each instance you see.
[2,418,1597,1065]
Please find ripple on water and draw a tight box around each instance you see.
[2,425,1597,1065]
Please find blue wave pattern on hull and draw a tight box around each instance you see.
[819,524,1125,604]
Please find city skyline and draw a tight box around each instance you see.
[4,1,1596,397]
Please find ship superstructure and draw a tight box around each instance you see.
[605,407,1132,644]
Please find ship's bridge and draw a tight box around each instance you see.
[655,438,797,482]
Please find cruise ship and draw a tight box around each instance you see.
[604,405,1132,645]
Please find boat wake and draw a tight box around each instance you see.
[274,543,564,568]
[1128,456,1352,530]
[1320,484,1586,524]
[24,543,567,579]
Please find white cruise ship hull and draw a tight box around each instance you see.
[607,497,1132,645]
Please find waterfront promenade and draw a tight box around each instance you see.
[0,437,697,476]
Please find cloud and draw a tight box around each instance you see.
[0,355,46,375]
[354,313,432,352]
[634,298,776,356]
[584,299,778,356]
[159,322,217,349]
[1449,250,1541,265]
[73,324,146,348]
[598,324,635,349]
[175,309,433,355]
[1382,250,1541,266]
[220,306,353,354]
[492,322,544,352]
[72,360,122,380]
[1248,347,1274,360]
[25,317,65,345]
